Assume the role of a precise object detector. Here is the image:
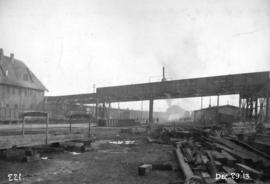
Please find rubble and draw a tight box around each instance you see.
[144,125,270,183]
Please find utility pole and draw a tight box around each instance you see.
[93,84,96,93]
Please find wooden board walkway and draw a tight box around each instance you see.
[0,133,88,150]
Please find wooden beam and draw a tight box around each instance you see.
[175,143,202,183]
[0,133,88,150]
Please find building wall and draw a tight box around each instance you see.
[219,106,239,117]
[0,84,44,110]
[193,106,240,126]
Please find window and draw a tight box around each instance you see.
[6,86,10,94]
[12,87,15,95]
[2,86,5,97]
[23,73,29,81]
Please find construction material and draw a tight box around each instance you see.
[0,133,87,150]
[235,163,263,179]
[138,164,152,176]
[205,151,217,178]
[175,143,202,184]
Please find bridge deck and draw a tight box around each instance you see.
[46,71,270,103]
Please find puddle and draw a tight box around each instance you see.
[109,140,135,145]
[70,152,81,155]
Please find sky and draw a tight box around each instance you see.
[0,0,269,111]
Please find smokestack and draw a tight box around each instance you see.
[10,53,14,63]
[161,66,166,82]
[163,67,165,78]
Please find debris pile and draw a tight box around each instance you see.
[148,126,270,183]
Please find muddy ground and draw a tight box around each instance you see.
[0,132,181,184]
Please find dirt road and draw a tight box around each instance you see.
[0,134,179,184]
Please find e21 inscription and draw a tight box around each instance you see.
[8,173,22,182]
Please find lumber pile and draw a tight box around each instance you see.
[169,129,270,183]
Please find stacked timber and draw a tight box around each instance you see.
[169,128,270,183]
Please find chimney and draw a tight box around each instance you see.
[10,53,14,63]
[0,48,3,60]
[161,66,166,82]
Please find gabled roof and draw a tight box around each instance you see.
[0,51,47,91]
[194,105,239,112]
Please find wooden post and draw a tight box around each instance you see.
[69,117,72,133]
[95,99,98,122]
[22,115,25,136]
[88,114,91,138]
[46,113,49,144]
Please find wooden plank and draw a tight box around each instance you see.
[212,137,270,166]
[235,163,263,179]
[0,133,87,150]
[221,150,237,167]
[211,150,227,162]
[228,137,270,159]
[175,143,194,179]
[175,143,203,183]
[214,143,252,164]
[206,151,217,178]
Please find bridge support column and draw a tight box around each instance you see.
[149,98,154,124]
[266,96,269,123]
[108,102,111,119]
[239,95,242,120]
[255,98,258,120]
[238,95,241,108]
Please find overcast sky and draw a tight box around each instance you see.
[0,0,269,111]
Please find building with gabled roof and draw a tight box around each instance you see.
[193,105,240,127]
[0,48,47,119]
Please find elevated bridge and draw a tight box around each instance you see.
[46,71,270,123]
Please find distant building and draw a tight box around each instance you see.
[0,48,47,120]
[193,105,240,126]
